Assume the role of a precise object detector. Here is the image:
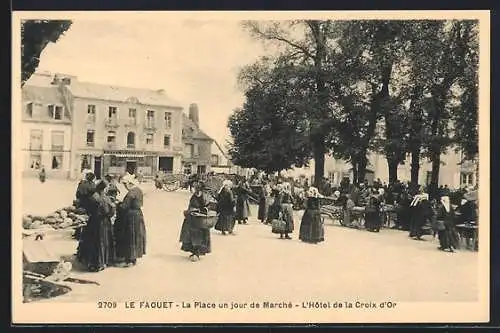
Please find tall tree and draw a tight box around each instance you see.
[421,21,478,197]
[21,20,72,86]
[242,20,339,188]
[228,60,312,173]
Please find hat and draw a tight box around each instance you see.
[307,187,323,198]
[121,174,138,186]
[378,188,385,195]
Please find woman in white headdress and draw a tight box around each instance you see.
[299,187,324,244]
[409,193,433,240]
[114,174,147,267]
[214,180,236,235]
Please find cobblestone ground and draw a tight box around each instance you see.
[20,178,479,304]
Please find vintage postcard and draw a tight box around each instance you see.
[12,10,490,324]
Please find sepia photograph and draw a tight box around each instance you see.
[12,10,490,324]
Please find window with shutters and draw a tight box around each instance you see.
[146,110,155,128]
[30,129,43,150]
[87,105,96,124]
[51,131,64,151]
[127,132,135,148]
[107,131,116,143]
[163,135,171,148]
[108,106,118,125]
[128,108,137,125]
[51,153,63,169]
[29,154,41,169]
[48,104,63,120]
[86,130,95,147]
[146,133,154,145]
[164,112,172,129]
[26,102,33,118]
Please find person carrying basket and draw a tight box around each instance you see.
[179,182,215,262]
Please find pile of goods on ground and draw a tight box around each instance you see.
[22,204,88,232]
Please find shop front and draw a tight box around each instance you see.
[103,150,158,177]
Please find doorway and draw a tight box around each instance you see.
[126,161,137,175]
[158,156,174,173]
[94,156,102,179]
[197,165,206,174]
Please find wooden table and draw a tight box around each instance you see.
[455,224,478,251]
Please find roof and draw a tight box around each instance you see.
[25,71,183,108]
[182,113,213,141]
[24,72,55,88]
[66,81,183,108]
[22,85,65,105]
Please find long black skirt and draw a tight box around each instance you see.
[215,213,235,233]
[77,216,114,268]
[365,212,382,231]
[299,209,324,243]
[179,217,211,255]
[257,198,269,221]
[114,209,146,262]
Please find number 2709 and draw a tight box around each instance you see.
[97,301,117,309]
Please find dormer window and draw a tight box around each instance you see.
[26,102,33,118]
[48,104,63,120]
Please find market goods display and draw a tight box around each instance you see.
[22,205,88,232]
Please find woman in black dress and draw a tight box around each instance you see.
[299,187,324,244]
[215,180,236,235]
[114,174,147,267]
[235,181,251,224]
[257,183,270,223]
[179,183,212,261]
[78,180,115,271]
[434,196,459,252]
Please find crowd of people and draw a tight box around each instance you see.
[74,170,147,272]
[71,168,479,268]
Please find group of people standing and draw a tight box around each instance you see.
[75,170,147,272]
[177,178,327,262]
[334,181,478,253]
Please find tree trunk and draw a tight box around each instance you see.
[429,149,441,200]
[313,139,325,189]
[351,161,358,185]
[387,158,399,184]
[358,155,368,184]
[410,148,421,187]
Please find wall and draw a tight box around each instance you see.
[21,122,72,179]
[290,148,472,188]
[69,95,184,178]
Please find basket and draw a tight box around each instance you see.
[189,212,218,229]
[271,219,287,234]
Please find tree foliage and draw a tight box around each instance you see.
[21,20,72,86]
[230,19,479,188]
[228,60,312,173]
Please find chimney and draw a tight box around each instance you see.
[51,74,60,85]
[189,103,199,127]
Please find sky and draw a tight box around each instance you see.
[37,19,266,146]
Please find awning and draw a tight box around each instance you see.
[104,150,157,157]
